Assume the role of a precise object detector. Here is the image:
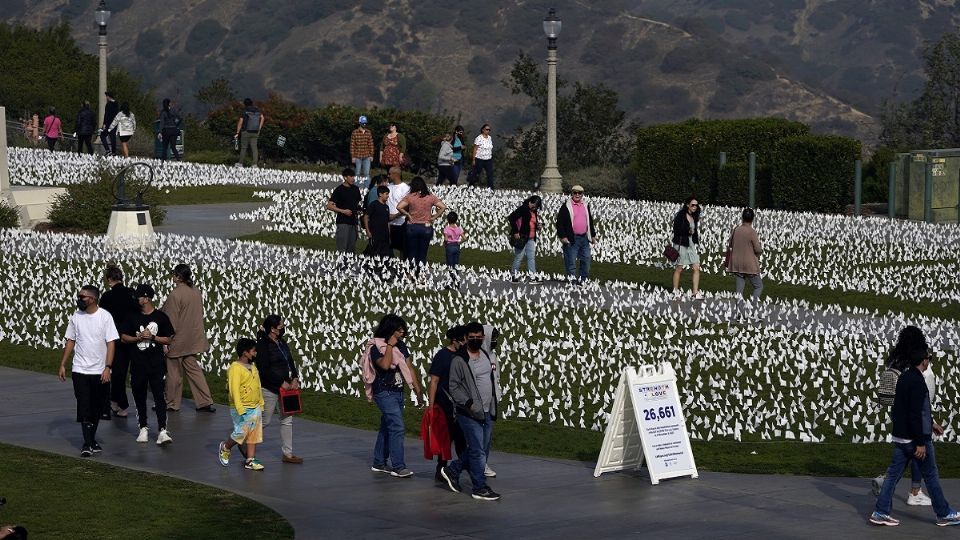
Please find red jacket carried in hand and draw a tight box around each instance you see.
[421,405,451,460]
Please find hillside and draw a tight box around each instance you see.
[5,1,951,146]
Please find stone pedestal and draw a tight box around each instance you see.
[105,206,156,250]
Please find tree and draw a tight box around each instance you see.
[499,52,630,189]
[881,33,960,149]
[195,78,237,111]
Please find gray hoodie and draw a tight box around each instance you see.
[448,351,497,421]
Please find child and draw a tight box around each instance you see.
[442,212,466,289]
[219,338,266,471]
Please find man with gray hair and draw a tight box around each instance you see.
[326,167,362,254]
[58,285,119,457]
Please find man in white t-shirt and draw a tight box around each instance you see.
[386,166,410,258]
[59,285,120,457]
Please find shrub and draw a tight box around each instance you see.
[560,166,632,199]
[630,118,809,204]
[0,201,19,228]
[713,162,773,208]
[771,135,862,213]
[48,168,167,232]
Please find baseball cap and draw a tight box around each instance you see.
[134,283,155,299]
[358,115,368,124]
[571,185,585,193]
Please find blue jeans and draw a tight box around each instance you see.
[562,235,591,280]
[473,159,495,189]
[372,391,405,471]
[405,223,433,266]
[449,412,492,493]
[511,238,536,275]
[445,243,460,267]
[353,157,371,181]
[876,441,953,518]
[451,161,462,184]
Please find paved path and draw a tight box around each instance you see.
[2,366,957,539]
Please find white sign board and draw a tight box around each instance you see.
[594,363,698,484]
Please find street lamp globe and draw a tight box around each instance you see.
[543,7,562,42]
[95,0,111,31]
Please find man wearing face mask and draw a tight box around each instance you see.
[440,322,501,501]
[58,285,119,457]
[427,325,467,482]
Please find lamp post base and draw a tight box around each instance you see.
[540,167,563,194]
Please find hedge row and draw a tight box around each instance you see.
[629,118,861,213]
[205,96,456,173]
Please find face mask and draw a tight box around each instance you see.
[76,297,87,311]
[467,338,483,351]
[277,328,286,338]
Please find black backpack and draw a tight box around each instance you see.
[244,110,262,132]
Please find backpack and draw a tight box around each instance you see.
[876,366,902,407]
[244,110,262,132]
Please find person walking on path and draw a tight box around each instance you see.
[397,177,447,277]
[326,168,363,255]
[158,98,181,161]
[428,325,467,482]
[870,326,960,527]
[234,98,265,168]
[379,123,407,170]
[162,264,216,413]
[440,322,501,501]
[42,107,62,152]
[556,186,597,283]
[671,196,702,299]
[386,167,410,258]
[442,212,465,289]
[58,285,118,457]
[350,115,375,183]
[508,195,542,284]
[255,314,304,465]
[100,90,119,156]
[75,101,96,155]
[451,125,466,183]
[470,124,495,189]
[361,314,425,478]
[725,207,763,316]
[98,263,138,419]
[219,338,266,471]
[437,133,457,186]
[120,284,175,446]
[108,102,137,157]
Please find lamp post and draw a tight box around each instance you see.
[540,8,562,193]
[95,0,111,128]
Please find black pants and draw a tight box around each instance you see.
[437,165,457,186]
[109,345,131,410]
[161,128,180,160]
[99,128,117,155]
[72,372,104,447]
[471,159,495,188]
[45,136,57,151]
[389,224,407,259]
[77,134,94,154]
[131,357,167,430]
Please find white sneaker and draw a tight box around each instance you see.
[484,464,497,477]
[156,429,173,446]
[692,291,704,300]
[136,427,149,443]
[908,490,933,506]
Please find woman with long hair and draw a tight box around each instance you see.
[507,195,542,283]
[108,102,137,157]
[254,314,303,464]
[364,313,423,477]
[379,122,406,169]
[671,196,702,299]
[397,177,447,276]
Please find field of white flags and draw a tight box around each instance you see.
[233,186,960,304]
[2,226,960,444]
[6,150,960,444]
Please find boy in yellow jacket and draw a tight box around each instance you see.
[219,338,266,470]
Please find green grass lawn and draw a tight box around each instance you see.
[237,230,960,321]
[2,341,952,478]
[160,185,263,205]
[0,441,293,540]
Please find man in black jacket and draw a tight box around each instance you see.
[871,341,960,527]
[556,185,597,283]
[98,263,139,419]
[100,91,119,156]
[75,101,96,155]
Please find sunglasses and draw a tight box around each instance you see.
[689,203,699,208]
[482,128,491,132]
[572,191,584,195]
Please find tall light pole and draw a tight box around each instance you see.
[95,1,111,128]
[540,8,563,193]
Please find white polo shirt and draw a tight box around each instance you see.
[387,182,410,226]
[65,307,119,375]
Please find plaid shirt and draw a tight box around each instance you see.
[350,128,374,159]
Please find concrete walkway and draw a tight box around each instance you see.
[2,366,957,539]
